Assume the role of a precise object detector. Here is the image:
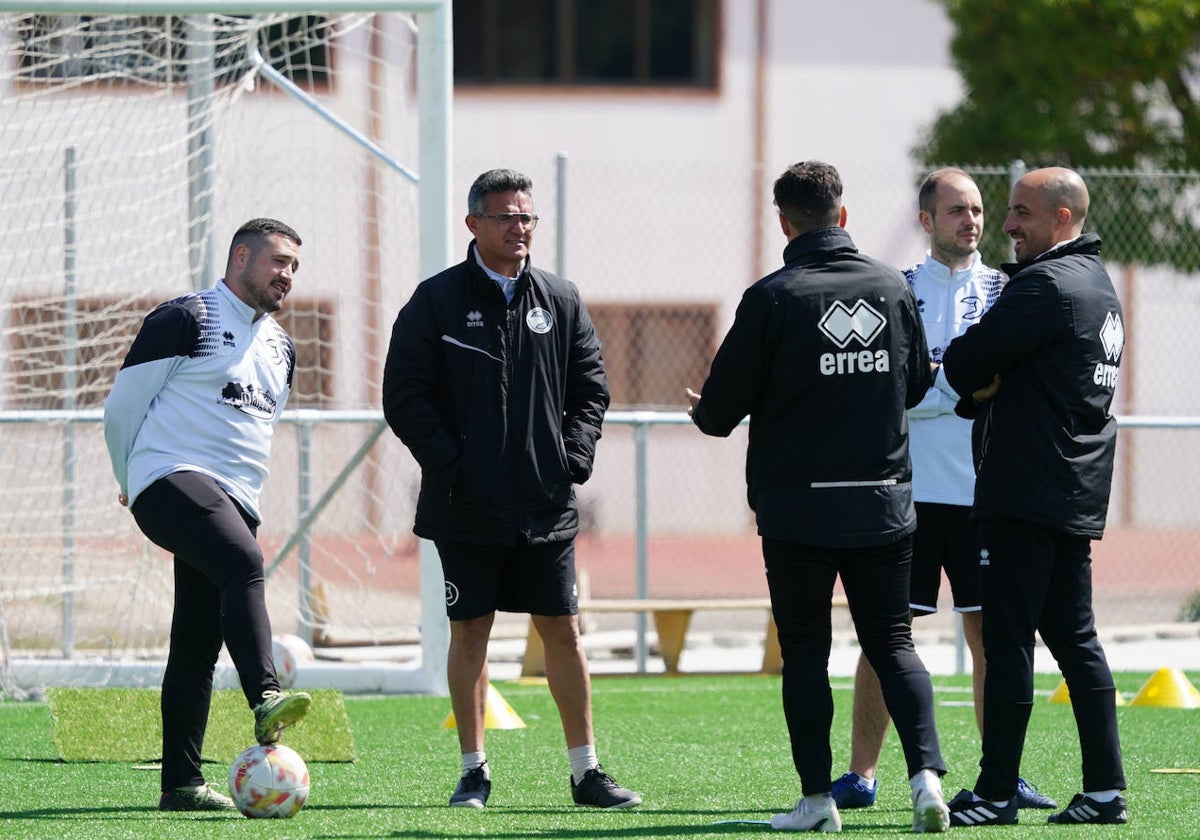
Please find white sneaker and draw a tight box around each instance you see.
[770,793,842,832]
[910,772,950,833]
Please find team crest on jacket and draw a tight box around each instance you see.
[526,307,553,334]
[817,299,890,376]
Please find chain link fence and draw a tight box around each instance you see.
[4,148,1198,688]
[460,157,1200,637]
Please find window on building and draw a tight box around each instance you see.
[454,0,718,88]
[6,296,335,409]
[274,300,336,408]
[14,15,331,87]
[6,296,154,410]
[587,302,716,408]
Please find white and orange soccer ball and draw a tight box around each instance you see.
[229,743,310,819]
[271,633,314,689]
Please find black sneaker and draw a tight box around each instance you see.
[449,765,491,809]
[157,784,235,812]
[947,788,1018,827]
[1047,793,1128,825]
[1015,776,1057,809]
[571,766,642,809]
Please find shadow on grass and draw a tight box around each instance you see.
[0,806,238,819]
[0,803,910,836]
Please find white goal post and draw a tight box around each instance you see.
[0,0,453,697]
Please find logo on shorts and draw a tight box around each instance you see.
[526,307,553,334]
[445,581,459,606]
[979,548,990,567]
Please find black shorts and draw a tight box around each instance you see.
[909,502,981,616]
[434,538,578,621]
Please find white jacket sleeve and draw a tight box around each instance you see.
[103,357,176,497]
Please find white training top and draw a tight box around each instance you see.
[103,281,295,523]
[904,253,1006,506]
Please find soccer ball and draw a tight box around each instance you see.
[229,743,310,819]
[271,633,314,689]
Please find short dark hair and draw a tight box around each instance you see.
[773,161,843,233]
[468,169,533,215]
[227,218,302,265]
[918,167,974,216]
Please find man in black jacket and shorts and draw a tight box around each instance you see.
[383,169,640,811]
[942,166,1127,827]
[687,161,949,834]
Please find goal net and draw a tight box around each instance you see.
[0,3,451,698]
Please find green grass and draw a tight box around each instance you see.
[46,688,354,763]
[1,671,1197,838]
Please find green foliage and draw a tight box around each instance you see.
[1180,589,1200,621]
[3,673,1200,838]
[917,0,1200,269]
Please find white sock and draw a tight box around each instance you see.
[461,751,488,779]
[1084,789,1120,803]
[854,772,877,790]
[568,744,598,784]
[805,792,834,807]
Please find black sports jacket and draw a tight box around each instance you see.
[691,226,932,548]
[942,233,1124,538]
[382,242,609,546]
[945,232,1123,535]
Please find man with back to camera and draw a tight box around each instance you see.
[686,160,949,833]
[831,168,1054,814]
[104,218,312,811]
[382,168,641,811]
[941,166,1127,827]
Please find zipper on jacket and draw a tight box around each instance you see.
[504,307,524,536]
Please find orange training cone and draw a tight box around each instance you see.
[442,683,526,729]
[1129,667,1200,709]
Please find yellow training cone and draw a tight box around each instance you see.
[1049,681,1072,704]
[1129,667,1200,709]
[442,683,526,729]
[1047,681,1126,706]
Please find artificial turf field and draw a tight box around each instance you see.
[1,671,1197,838]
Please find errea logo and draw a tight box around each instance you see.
[1100,311,1124,361]
[1094,310,1124,388]
[819,299,886,347]
[817,299,891,376]
[466,310,484,328]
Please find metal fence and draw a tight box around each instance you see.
[4,156,1200,690]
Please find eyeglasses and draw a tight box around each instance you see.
[474,212,539,229]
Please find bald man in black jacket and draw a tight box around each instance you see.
[942,166,1127,828]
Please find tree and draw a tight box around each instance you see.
[915,0,1200,270]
